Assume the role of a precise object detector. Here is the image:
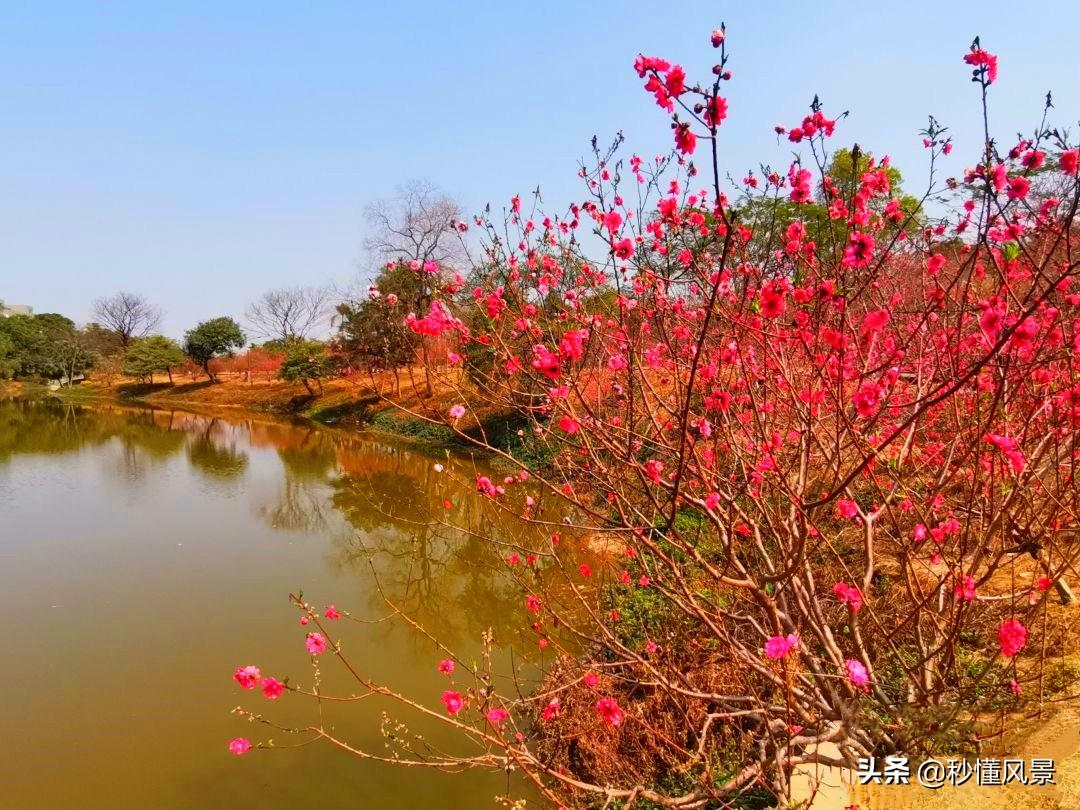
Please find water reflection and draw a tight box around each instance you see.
[0,395,538,808]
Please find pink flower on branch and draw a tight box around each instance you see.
[232,665,261,690]
[764,633,800,660]
[832,582,863,611]
[305,632,327,655]
[984,434,1027,474]
[964,46,999,84]
[845,659,870,692]
[441,690,463,716]
[998,619,1028,658]
[486,708,510,727]
[229,737,252,756]
[261,677,285,700]
[596,697,624,726]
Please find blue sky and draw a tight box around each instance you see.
[3,1,1079,338]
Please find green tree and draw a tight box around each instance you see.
[0,329,15,378]
[81,323,125,357]
[51,329,97,386]
[183,317,245,382]
[278,340,340,396]
[0,313,81,380]
[124,335,185,383]
[739,147,923,265]
[335,262,422,391]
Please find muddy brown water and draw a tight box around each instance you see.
[0,397,545,809]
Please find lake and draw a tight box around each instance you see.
[0,396,541,808]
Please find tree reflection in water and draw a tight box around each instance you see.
[0,394,556,807]
[0,396,547,656]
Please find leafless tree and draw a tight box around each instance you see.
[363,180,466,271]
[245,286,333,344]
[92,292,162,347]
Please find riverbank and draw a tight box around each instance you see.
[37,373,395,425]
[3,373,530,459]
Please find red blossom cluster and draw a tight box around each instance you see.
[230,27,1080,807]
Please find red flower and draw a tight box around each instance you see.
[633,54,670,78]
[1007,176,1031,200]
[596,697,624,726]
[229,737,252,756]
[954,575,976,601]
[233,665,261,690]
[853,381,884,418]
[674,123,696,155]
[759,280,787,318]
[475,475,498,497]
[441,690,463,716]
[843,231,875,267]
[836,499,860,520]
[1061,150,1080,176]
[261,677,285,700]
[862,310,890,333]
[486,707,510,726]
[764,633,800,659]
[998,618,1028,657]
[963,47,999,84]
[664,64,686,96]
[324,605,341,620]
[984,434,1026,473]
[832,582,863,611]
[705,96,728,127]
[1021,150,1045,170]
[305,632,327,655]
[405,300,457,337]
[991,162,1008,192]
[531,345,562,379]
[613,238,635,260]
[644,459,663,483]
[559,329,588,362]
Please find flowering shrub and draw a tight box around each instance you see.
[231,27,1080,807]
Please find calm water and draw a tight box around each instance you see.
[0,397,539,809]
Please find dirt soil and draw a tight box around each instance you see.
[790,706,1080,809]
[44,368,466,426]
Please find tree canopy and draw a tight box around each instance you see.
[183,317,246,382]
[124,335,185,382]
[278,340,340,396]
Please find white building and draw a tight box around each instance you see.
[0,302,33,317]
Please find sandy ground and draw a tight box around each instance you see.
[789,708,1080,809]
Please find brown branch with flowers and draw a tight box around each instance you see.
[227,26,1080,808]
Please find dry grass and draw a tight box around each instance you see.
[533,649,757,796]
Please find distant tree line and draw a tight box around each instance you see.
[1,181,468,395]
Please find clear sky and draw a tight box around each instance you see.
[3,1,1079,338]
